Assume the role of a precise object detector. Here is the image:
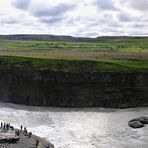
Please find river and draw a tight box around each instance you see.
[0,102,148,148]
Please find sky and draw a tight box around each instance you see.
[0,0,147,37]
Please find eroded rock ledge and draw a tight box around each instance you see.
[0,128,54,148]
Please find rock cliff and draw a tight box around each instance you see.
[0,56,147,108]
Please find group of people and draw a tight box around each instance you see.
[0,122,32,138]
[0,122,14,131]
[0,122,51,148]
[19,125,32,138]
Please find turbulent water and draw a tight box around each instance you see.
[0,103,148,148]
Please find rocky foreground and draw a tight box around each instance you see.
[0,125,54,148]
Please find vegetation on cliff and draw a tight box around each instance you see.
[0,56,148,73]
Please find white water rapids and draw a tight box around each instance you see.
[0,102,148,148]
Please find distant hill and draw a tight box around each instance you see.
[97,36,148,40]
[0,34,93,41]
[0,34,147,42]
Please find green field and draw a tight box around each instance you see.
[0,36,148,72]
[0,37,148,52]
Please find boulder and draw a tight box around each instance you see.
[128,121,144,128]
[138,116,148,124]
[129,118,139,122]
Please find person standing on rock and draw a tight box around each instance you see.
[4,123,6,130]
[15,130,20,136]
[35,139,39,147]
[29,132,32,138]
[1,122,3,128]
[10,125,14,131]
[20,125,23,131]
[23,127,27,135]
[6,124,9,131]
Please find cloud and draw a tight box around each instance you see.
[40,16,64,24]
[0,0,147,36]
[133,23,146,28]
[32,3,75,17]
[129,0,148,11]
[95,0,118,11]
[0,18,19,25]
[118,13,132,22]
[12,1,75,17]
[12,0,30,10]
[11,1,76,26]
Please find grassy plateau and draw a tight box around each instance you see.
[0,36,148,73]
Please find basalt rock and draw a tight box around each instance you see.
[0,135,19,143]
[128,121,144,128]
[0,65,147,108]
[138,116,148,124]
[128,116,148,128]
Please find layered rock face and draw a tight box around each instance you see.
[0,66,148,108]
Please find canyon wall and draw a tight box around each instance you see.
[0,65,147,108]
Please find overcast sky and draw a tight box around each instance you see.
[0,0,147,37]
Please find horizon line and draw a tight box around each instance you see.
[0,34,148,38]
